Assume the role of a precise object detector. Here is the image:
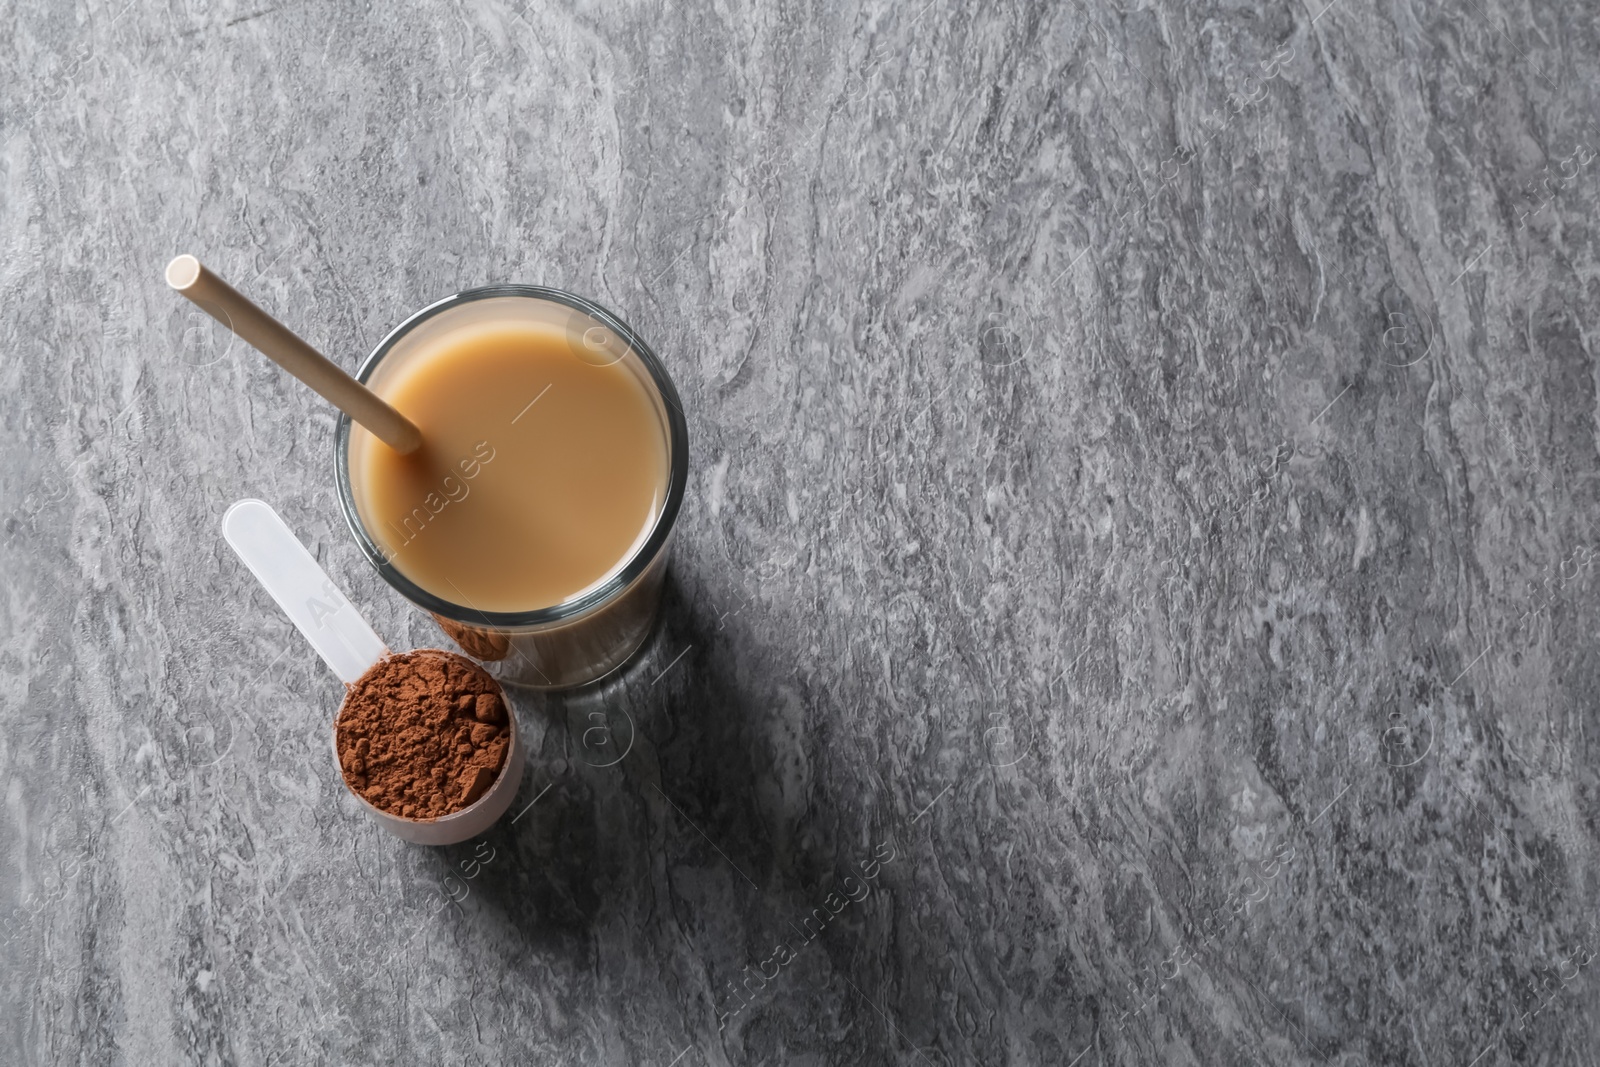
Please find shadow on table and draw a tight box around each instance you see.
[420,569,836,959]
[389,573,972,1065]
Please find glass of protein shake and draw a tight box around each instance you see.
[336,286,689,690]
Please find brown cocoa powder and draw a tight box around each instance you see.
[335,649,511,820]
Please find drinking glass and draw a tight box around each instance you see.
[335,285,688,690]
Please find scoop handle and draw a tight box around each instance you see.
[223,499,388,683]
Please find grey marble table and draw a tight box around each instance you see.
[5,0,1600,1063]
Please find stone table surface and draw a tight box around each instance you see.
[4,0,1600,1063]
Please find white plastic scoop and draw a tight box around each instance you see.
[221,497,527,846]
[222,498,387,682]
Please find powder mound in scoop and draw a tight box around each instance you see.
[336,649,511,821]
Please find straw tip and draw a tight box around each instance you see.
[165,254,201,290]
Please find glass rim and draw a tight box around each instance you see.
[334,284,689,630]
